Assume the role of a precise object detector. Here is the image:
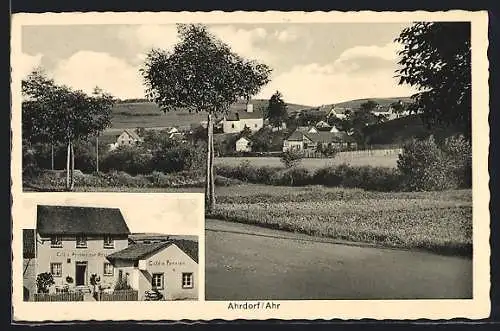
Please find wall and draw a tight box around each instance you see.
[114,244,198,301]
[240,118,264,132]
[223,118,264,133]
[283,140,304,152]
[36,233,128,289]
[222,120,242,134]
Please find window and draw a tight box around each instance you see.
[103,235,114,249]
[152,273,164,290]
[103,263,113,276]
[50,236,62,248]
[231,124,235,129]
[76,235,87,248]
[254,124,257,128]
[50,263,62,277]
[182,273,194,289]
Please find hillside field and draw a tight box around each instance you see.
[110,99,312,129]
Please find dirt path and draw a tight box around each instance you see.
[205,219,472,300]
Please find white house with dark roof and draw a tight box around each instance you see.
[33,205,131,294]
[109,129,143,151]
[107,240,198,301]
[221,103,264,133]
[23,205,199,301]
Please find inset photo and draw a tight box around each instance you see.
[17,193,203,303]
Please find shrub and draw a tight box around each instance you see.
[280,150,304,168]
[441,135,472,188]
[114,279,132,291]
[271,167,312,186]
[36,272,54,293]
[101,146,152,175]
[397,135,470,191]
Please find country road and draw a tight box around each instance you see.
[205,219,472,300]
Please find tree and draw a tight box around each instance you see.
[390,100,407,115]
[395,22,471,140]
[281,149,303,168]
[141,24,271,212]
[343,101,379,148]
[36,272,54,293]
[267,91,288,130]
[22,70,115,190]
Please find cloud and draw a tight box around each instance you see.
[17,52,43,78]
[273,29,299,43]
[117,25,179,52]
[209,25,273,62]
[52,51,145,99]
[256,61,417,106]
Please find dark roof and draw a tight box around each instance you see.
[23,229,36,259]
[107,240,198,263]
[304,132,356,143]
[170,239,198,263]
[36,205,130,236]
[225,108,263,121]
[123,129,141,140]
[286,131,306,141]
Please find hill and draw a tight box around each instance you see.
[321,96,414,111]
[109,99,312,130]
[364,114,462,145]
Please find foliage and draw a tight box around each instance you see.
[114,278,132,291]
[140,23,272,211]
[397,135,471,191]
[341,100,380,147]
[395,22,471,140]
[101,145,152,175]
[280,149,304,168]
[22,70,116,189]
[267,91,288,129]
[36,272,55,293]
[316,143,338,157]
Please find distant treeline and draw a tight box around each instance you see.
[117,98,150,104]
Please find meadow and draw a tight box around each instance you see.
[215,150,401,169]
[54,182,471,256]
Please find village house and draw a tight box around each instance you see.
[109,129,143,151]
[23,205,199,301]
[283,129,357,153]
[326,106,351,120]
[221,103,264,133]
[235,136,252,152]
[106,240,198,301]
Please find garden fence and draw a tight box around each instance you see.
[34,292,84,302]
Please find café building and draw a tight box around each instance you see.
[23,205,199,301]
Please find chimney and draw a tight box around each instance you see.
[246,103,253,113]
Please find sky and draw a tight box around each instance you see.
[17,193,205,235]
[20,23,419,106]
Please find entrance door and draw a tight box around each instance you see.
[75,262,87,286]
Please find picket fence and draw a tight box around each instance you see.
[34,292,84,302]
[99,289,138,301]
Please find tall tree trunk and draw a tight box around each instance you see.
[96,136,99,173]
[51,144,54,170]
[205,113,215,212]
[66,141,71,190]
[70,141,75,191]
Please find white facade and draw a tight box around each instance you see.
[235,137,252,152]
[112,244,199,301]
[222,118,264,133]
[35,234,129,291]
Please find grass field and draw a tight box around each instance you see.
[62,183,472,256]
[110,99,312,129]
[215,152,401,169]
